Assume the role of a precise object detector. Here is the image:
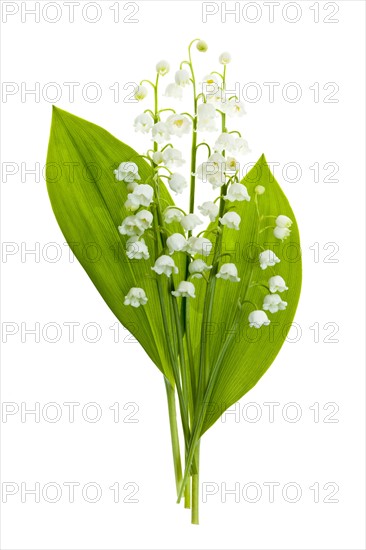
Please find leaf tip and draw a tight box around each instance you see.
[259,153,267,164]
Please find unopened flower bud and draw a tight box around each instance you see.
[255,185,266,195]
[196,40,208,52]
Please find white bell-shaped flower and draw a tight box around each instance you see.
[152,122,170,144]
[134,86,148,101]
[233,137,250,155]
[164,83,183,99]
[273,226,291,241]
[162,148,185,168]
[185,236,212,256]
[180,214,203,232]
[124,195,140,212]
[197,102,217,132]
[156,60,170,76]
[268,276,288,293]
[207,90,224,107]
[188,259,212,279]
[175,69,191,87]
[168,173,187,194]
[163,208,184,224]
[201,75,219,99]
[171,281,196,298]
[276,215,293,228]
[166,233,187,255]
[128,184,153,208]
[208,173,226,189]
[114,162,140,183]
[216,263,240,282]
[202,73,219,86]
[263,294,287,313]
[195,154,222,178]
[134,113,154,134]
[198,201,219,222]
[118,216,143,237]
[219,211,241,230]
[259,250,280,270]
[126,180,138,193]
[166,114,191,137]
[126,236,149,260]
[135,210,153,232]
[226,157,239,172]
[214,132,236,153]
[124,287,148,307]
[152,151,163,164]
[248,310,270,328]
[219,52,231,64]
[224,98,246,117]
[202,73,219,87]
[152,255,178,277]
[224,183,250,202]
[196,153,225,187]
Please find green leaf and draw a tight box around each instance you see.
[46,107,180,385]
[188,155,302,434]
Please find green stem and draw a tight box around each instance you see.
[184,475,191,509]
[170,284,194,422]
[185,297,197,400]
[151,74,191,446]
[196,65,228,409]
[170,285,194,511]
[259,225,275,234]
[179,66,232,503]
[191,442,200,524]
[196,142,211,157]
[178,305,243,503]
[140,79,156,89]
[188,43,198,218]
[165,379,183,497]
[155,260,190,444]
[189,102,198,216]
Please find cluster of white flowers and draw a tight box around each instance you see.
[201,73,247,118]
[124,183,154,212]
[273,215,293,241]
[114,161,156,305]
[118,209,153,237]
[119,45,293,328]
[166,233,212,256]
[214,132,250,156]
[135,111,191,144]
[133,107,193,197]
[122,49,252,307]
[248,247,291,328]
[148,229,216,299]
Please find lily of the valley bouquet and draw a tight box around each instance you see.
[46,39,301,524]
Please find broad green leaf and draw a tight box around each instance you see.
[188,155,302,434]
[46,107,183,385]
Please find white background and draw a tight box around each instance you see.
[1,1,365,549]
